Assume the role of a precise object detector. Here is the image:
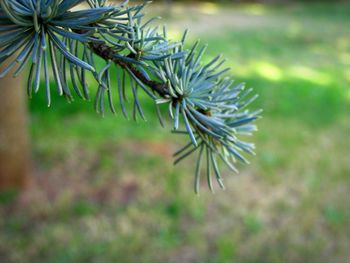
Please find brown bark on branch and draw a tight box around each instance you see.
[87,41,170,98]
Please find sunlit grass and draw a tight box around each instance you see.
[287,66,332,86]
[240,3,268,16]
[199,2,219,15]
[250,61,283,81]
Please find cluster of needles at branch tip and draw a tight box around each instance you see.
[0,0,261,193]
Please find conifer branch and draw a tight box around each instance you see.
[0,0,261,193]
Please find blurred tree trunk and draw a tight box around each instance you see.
[0,64,31,190]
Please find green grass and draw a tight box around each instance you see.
[1,2,350,263]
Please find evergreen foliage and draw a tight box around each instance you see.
[0,0,261,192]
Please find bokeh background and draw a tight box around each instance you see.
[1,0,350,262]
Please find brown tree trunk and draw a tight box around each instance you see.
[0,64,31,190]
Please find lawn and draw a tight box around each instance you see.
[1,2,350,263]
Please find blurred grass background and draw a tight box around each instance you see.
[1,1,350,262]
